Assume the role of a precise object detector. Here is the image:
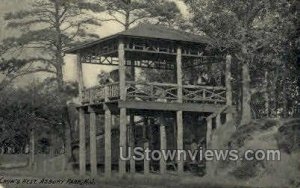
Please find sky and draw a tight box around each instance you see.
[0,0,189,88]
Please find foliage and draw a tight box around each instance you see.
[2,0,102,90]
[0,79,77,154]
[184,0,299,121]
[83,0,182,30]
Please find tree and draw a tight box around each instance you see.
[3,0,103,90]
[0,79,77,160]
[184,0,299,123]
[83,0,182,30]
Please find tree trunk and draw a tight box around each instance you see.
[124,10,130,30]
[29,129,35,168]
[241,63,252,125]
[282,63,288,118]
[264,71,270,117]
[54,1,64,91]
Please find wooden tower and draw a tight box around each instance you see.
[65,24,233,177]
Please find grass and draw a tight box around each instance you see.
[0,170,259,188]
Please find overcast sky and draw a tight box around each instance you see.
[0,0,188,87]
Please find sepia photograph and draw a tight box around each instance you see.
[0,0,299,187]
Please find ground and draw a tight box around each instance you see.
[0,172,255,188]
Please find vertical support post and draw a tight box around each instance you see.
[79,108,86,176]
[177,47,183,102]
[176,47,184,174]
[159,115,167,174]
[89,107,97,177]
[216,114,221,129]
[104,85,112,177]
[129,61,136,173]
[206,118,212,149]
[76,54,84,100]
[118,39,127,176]
[129,116,135,174]
[77,53,86,176]
[225,55,233,122]
[104,105,112,177]
[206,117,213,176]
[143,117,150,175]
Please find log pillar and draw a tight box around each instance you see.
[76,53,86,176]
[79,108,86,176]
[118,39,127,176]
[104,106,112,177]
[104,84,112,177]
[129,115,135,173]
[89,107,97,177]
[216,114,221,129]
[160,115,167,174]
[176,47,184,174]
[143,118,150,175]
[225,55,233,122]
[206,118,212,149]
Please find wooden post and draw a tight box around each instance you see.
[129,65,135,174]
[104,105,112,177]
[76,54,84,100]
[77,53,86,176]
[206,118,212,149]
[160,115,167,174]
[225,55,233,122]
[143,118,150,175]
[104,85,112,177]
[89,107,97,177]
[129,116,135,174]
[216,114,221,129]
[119,39,127,176]
[79,108,86,176]
[176,47,184,174]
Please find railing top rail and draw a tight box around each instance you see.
[126,81,178,87]
[126,81,226,90]
[183,84,226,90]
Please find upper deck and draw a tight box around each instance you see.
[82,81,226,105]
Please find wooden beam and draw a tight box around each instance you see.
[160,115,167,174]
[118,101,225,113]
[206,118,212,149]
[104,105,112,177]
[129,115,135,174]
[118,39,127,176]
[225,55,233,122]
[79,107,86,176]
[177,47,183,103]
[216,114,221,129]
[89,107,97,177]
[119,39,126,101]
[119,108,127,176]
[176,111,183,174]
[143,118,150,175]
[77,54,84,99]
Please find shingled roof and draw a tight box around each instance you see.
[66,23,210,53]
[120,24,209,43]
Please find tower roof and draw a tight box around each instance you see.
[65,24,210,54]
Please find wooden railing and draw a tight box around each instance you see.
[126,81,178,102]
[82,83,119,103]
[183,85,226,103]
[82,81,226,104]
